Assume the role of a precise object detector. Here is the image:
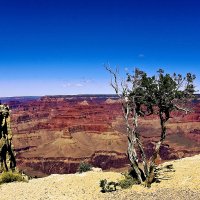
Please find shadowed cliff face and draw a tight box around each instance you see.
[2,95,200,177]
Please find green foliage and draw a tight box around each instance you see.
[77,162,92,173]
[118,172,139,189]
[100,179,118,193]
[126,68,196,119]
[99,171,140,192]
[0,171,27,184]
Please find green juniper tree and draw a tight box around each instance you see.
[106,66,195,187]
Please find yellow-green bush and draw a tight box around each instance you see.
[0,171,27,184]
[118,172,139,189]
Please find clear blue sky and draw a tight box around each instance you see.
[0,0,200,96]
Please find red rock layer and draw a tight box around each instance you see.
[4,95,200,177]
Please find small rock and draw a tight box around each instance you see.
[91,167,102,172]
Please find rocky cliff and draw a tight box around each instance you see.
[2,95,200,177]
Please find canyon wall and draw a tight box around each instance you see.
[2,95,200,177]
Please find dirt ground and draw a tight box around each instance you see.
[0,155,200,200]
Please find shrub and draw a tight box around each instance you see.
[77,162,92,173]
[0,171,27,184]
[100,179,118,193]
[118,172,139,189]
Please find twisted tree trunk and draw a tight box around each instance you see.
[145,111,166,187]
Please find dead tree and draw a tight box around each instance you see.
[106,67,149,183]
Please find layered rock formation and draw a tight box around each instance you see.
[1,95,200,177]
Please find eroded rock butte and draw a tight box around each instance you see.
[1,95,200,177]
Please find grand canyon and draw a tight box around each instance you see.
[1,95,200,177]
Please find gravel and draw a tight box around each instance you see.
[0,155,200,200]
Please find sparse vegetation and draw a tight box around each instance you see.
[0,171,27,184]
[77,162,92,173]
[100,179,118,193]
[99,171,140,192]
[118,172,140,189]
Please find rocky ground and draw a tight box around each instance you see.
[0,155,200,200]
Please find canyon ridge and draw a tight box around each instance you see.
[1,95,200,177]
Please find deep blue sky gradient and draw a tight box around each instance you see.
[0,0,200,96]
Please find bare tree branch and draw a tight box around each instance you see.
[174,104,191,114]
